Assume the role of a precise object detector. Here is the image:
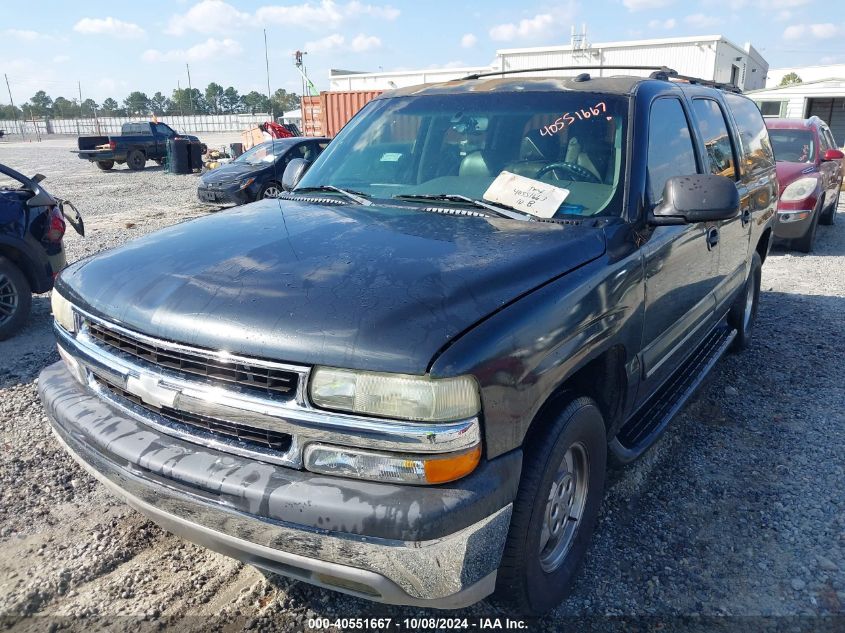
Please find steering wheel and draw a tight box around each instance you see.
[535,162,601,184]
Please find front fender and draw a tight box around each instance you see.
[430,245,645,458]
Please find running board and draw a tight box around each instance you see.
[610,325,736,464]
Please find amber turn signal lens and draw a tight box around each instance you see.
[423,445,482,484]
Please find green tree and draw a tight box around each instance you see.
[52,96,80,118]
[171,87,208,115]
[149,91,172,115]
[81,98,99,117]
[240,91,271,114]
[204,82,224,114]
[221,86,240,113]
[101,98,119,114]
[271,88,300,114]
[0,104,22,119]
[27,90,53,117]
[123,91,150,116]
[778,72,802,87]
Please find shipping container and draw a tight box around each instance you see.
[301,91,383,138]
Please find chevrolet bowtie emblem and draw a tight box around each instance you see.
[125,373,179,409]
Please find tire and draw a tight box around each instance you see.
[495,396,607,615]
[259,181,282,200]
[820,190,839,226]
[727,250,761,352]
[96,160,114,171]
[793,198,822,253]
[126,149,146,171]
[0,257,32,341]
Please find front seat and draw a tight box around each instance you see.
[458,151,492,177]
[564,136,609,182]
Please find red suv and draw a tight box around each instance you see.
[765,117,843,252]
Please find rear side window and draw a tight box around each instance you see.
[692,99,737,180]
[647,98,699,203]
[724,93,775,176]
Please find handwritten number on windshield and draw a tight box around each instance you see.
[540,102,607,136]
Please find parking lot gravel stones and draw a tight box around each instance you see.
[0,137,843,631]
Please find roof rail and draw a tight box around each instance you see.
[461,65,672,80]
[460,65,743,93]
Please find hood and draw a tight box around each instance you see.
[58,200,606,374]
[775,161,818,191]
[200,161,264,184]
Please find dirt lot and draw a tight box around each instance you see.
[1,137,844,632]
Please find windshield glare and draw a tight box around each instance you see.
[769,129,816,163]
[298,92,628,217]
[236,142,287,165]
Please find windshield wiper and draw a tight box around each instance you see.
[392,193,532,221]
[294,185,372,206]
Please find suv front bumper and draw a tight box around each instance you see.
[38,361,517,607]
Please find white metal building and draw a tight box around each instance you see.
[746,78,845,145]
[766,64,845,88]
[329,35,768,92]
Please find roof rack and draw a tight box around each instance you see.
[460,65,743,93]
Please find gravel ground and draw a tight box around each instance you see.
[0,137,843,632]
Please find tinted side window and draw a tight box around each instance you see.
[692,98,737,179]
[817,128,831,152]
[647,98,699,203]
[724,93,775,176]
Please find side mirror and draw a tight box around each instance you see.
[282,158,311,192]
[822,149,844,161]
[649,174,740,225]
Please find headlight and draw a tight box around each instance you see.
[304,443,481,484]
[238,177,255,190]
[309,367,480,422]
[51,290,76,333]
[781,177,818,202]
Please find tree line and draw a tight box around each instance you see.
[0,83,301,120]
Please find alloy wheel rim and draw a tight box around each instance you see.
[743,272,755,332]
[263,186,281,199]
[539,441,589,573]
[0,273,19,325]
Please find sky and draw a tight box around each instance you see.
[1,0,844,106]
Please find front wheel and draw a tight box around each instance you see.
[495,396,606,615]
[126,150,146,171]
[728,251,762,352]
[259,181,282,199]
[820,190,839,226]
[0,257,32,341]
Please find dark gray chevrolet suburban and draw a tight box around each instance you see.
[40,68,777,614]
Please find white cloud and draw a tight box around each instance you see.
[684,13,721,28]
[757,0,810,8]
[350,33,381,51]
[304,32,381,53]
[141,37,243,62]
[255,0,400,30]
[53,55,71,63]
[74,17,145,38]
[774,10,792,20]
[166,0,251,35]
[648,18,677,29]
[4,29,42,41]
[305,33,346,52]
[783,22,840,40]
[461,33,478,48]
[623,0,674,11]
[489,13,555,41]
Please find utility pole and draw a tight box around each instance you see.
[177,80,185,118]
[186,63,194,115]
[264,28,273,119]
[4,73,23,139]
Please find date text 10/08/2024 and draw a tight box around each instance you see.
[540,101,608,136]
[307,617,529,630]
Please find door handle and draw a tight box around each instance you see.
[706,226,719,250]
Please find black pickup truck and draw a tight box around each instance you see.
[76,121,202,171]
[41,68,776,614]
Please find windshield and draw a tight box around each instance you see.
[298,91,628,217]
[769,129,816,163]
[236,141,289,166]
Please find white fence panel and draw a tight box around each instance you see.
[0,113,273,137]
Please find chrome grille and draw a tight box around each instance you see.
[92,375,294,453]
[86,320,299,398]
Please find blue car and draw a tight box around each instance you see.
[197,137,329,205]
